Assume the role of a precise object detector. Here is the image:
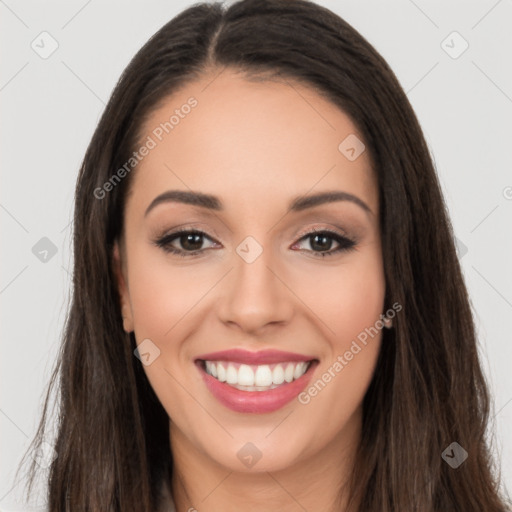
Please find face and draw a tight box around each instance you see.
[114,69,386,473]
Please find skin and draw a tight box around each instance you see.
[113,68,387,512]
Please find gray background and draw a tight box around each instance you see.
[1,0,511,508]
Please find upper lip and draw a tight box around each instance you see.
[195,348,315,365]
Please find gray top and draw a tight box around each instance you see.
[157,479,176,512]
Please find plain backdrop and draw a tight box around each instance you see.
[1,0,511,509]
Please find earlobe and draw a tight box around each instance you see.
[112,241,134,333]
[383,317,393,329]
[121,310,134,334]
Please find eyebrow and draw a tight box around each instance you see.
[144,189,373,217]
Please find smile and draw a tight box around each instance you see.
[195,349,318,413]
[202,360,311,390]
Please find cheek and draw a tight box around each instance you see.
[125,249,210,420]
[290,246,386,347]
[289,249,385,425]
[127,249,214,340]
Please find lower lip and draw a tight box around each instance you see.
[196,360,318,413]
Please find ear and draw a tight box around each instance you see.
[112,241,134,333]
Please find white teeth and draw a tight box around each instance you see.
[293,362,306,379]
[205,361,214,376]
[254,365,273,387]
[238,364,254,386]
[203,360,312,389]
[284,363,295,383]
[217,363,227,382]
[272,364,285,385]
[226,365,238,384]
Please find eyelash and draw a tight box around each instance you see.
[153,227,356,258]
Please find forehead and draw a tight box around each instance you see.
[126,69,377,216]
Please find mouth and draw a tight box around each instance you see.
[198,359,313,390]
[195,349,319,413]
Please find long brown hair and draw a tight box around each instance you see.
[18,0,510,510]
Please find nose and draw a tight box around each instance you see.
[217,245,295,335]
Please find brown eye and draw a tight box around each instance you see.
[154,229,218,257]
[310,233,335,251]
[178,232,204,251]
[292,229,356,257]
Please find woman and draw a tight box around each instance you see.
[20,0,510,510]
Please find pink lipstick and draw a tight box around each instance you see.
[195,349,318,413]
